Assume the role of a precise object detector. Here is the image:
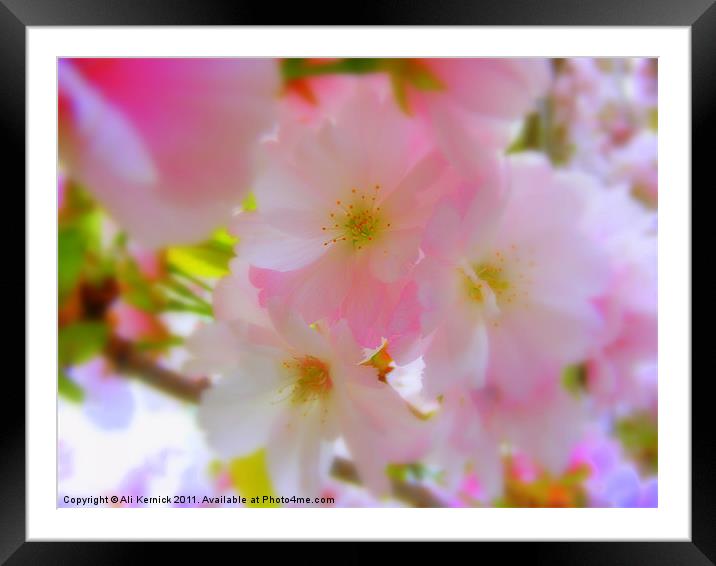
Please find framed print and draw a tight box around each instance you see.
[8,0,708,561]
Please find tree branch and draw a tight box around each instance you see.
[105,337,447,507]
[108,336,210,403]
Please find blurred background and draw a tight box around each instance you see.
[58,58,657,508]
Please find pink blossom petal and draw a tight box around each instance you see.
[423,313,489,397]
[59,58,279,247]
[233,213,327,272]
[368,228,422,283]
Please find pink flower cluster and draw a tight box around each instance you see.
[551,58,658,206]
[58,58,657,504]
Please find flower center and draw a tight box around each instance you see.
[322,185,390,250]
[282,356,332,404]
[460,247,535,312]
[463,262,511,304]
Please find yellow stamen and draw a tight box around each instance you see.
[281,356,332,405]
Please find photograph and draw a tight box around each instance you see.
[56,57,659,509]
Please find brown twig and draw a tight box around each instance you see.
[107,336,210,403]
[105,337,447,507]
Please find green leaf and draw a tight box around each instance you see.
[159,277,212,310]
[117,257,162,312]
[168,265,212,293]
[167,246,233,279]
[280,58,307,80]
[389,72,410,114]
[58,321,108,365]
[337,58,383,74]
[507,112,543,154]
[58,368,85,403]
[281,58,383,81]
[74,209,103,252]
[211,226,238,247]
[164,299,213,317]
[382,59,444,114]
[134,335,185,352]
[228,449,279,507]
[391,59,443,92]
[58,190,109,304]
[77,211,115,285]
[166,232,236,279]
[58,227,86,303]
[562,364,588,396]
[242,192,258,212]
[615,413,658,472]
[386,462,435,482]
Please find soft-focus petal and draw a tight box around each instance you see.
[59,58,279,247]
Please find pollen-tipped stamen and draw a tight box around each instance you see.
[281,356,333,405]
[321,184,386,249]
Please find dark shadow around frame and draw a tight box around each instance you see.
[6,0,709,561]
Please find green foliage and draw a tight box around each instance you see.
[114,231,218,318]
[58,226,86,303]
[58,321,108,365]
[281,58,444,114]
[58,184,112,305]
[386,462,436,482]
[242,192,258,212]
[133,335,184,352]
[166,229,236,279]
[281,58,383,81]
[116,255,163,313]
[383,59,444,113]
[163,299,213,317]
[562,364,588,396]
[165,244,230,279]
[507,112,544,155]
[116,255,214,317]
[507,101,574,166]
[615,412,658,472]
[58,368,85,403]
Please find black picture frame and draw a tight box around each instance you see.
[7,0,706,561]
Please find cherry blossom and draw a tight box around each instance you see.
[193,262,429,497]
[405,58,551,154]
[235,87,447,350]
[580,182,657,411]
[416,153,608,398]
[57,57,659,508]
[59,58,280,247]
[429,380,587,503]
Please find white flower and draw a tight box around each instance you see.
[189,262,429,497]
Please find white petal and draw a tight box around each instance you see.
[267,305,332,360]
[336,369,430,496]
[423,314,489,397]
[212,262,270,328]
[233,212,326,271]
[267,406,331,498]
[183,321,242,375]
[197,349,288,457]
